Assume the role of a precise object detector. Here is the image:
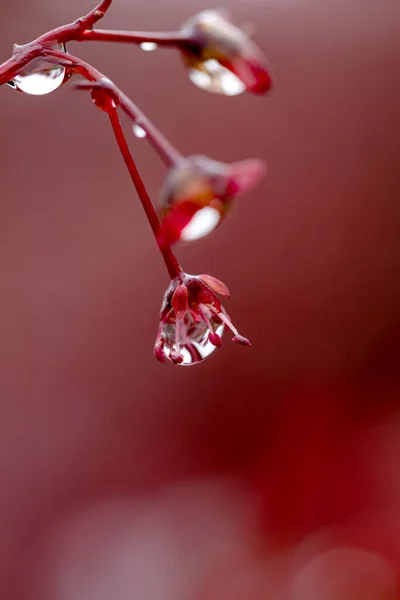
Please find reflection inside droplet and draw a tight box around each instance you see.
[180,207,221,241]
[140,42,158,52]
[161,318,224,365]
[10,43,67,96]
[133,124,147,139]
[188,59,245,96]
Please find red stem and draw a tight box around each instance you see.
[0,0,188,87]
[80,29,188,47]
[108,110,182,280]
[78,0,114,31]
[45,49,183,167]
[0,0,113,84]
[0,0,185,280]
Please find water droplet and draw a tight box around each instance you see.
[140,42,158,52]
[180,207,221,242]
[188,59,245,96]
[91,80,117,112]
[161,316,224,365]
[10,44,67,96]
[133,124,147,139]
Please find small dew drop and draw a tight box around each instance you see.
[10,43,67,96]
[188,59,245,96]
[180,207,221,242]
[140,42,158,52]
[133,124,147,139]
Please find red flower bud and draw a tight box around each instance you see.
[180,10,272,96]
[154,272,250,365]
[158,155,266,245]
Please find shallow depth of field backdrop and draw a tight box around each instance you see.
[0,0,399,598]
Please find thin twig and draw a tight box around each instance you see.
[45,48,183,167]
[78,0,114,31]
[108,109,182,280]
[79,28,187,47]
[0,0,114,83]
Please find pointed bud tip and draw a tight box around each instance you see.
[170,352,184,365]
[232,335,251,346]
[172,283,189,315]
[227,158,267,196]
[154,346,166,363]
[209,332,223,348]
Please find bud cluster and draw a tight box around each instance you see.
[0,0,272,365]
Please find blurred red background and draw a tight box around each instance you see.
[0,0,399,598]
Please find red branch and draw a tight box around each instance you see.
[0,0,188,279]
[108,110,182,280]
[0,0,216,282]
[0,0,187,85]
[79,0,114,30]
[80,28,187,47]
[45,48,183,167]
[0,0,115,84]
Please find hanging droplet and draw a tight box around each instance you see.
[133,124,147,139]
[91,80,118,112]
[9,43,67,96]
[139,42,158,52]
[180,206,221,242]
[181,9,272,95]
[160,315,224,365]
[188,59,246,96]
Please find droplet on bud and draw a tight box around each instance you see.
[140,42,158,52]
[180,206,221,241]
[155,276,226,365]
[188,59,246,96]
[9,43,68,96]
[155,273,250,366]
[160,318,224,365]
[91,81,117,112]
[158,155,266,245]
[133,124,147,139]
[181,10,272,95]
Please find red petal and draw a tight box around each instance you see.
[223,48,272,94]
[209,332,223,348]
[199,274,231,298]
[232,334,251,346]
[226,158,266,196]
[154,345,166,363]
[172,284,189,316]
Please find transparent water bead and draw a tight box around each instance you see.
[161,316,224,365]
[133,124,147,138]
[188,59,245,96]
[140,42,158,52]
[180,206,221,242]
[9,43,67,96]
[155,271,250,365]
